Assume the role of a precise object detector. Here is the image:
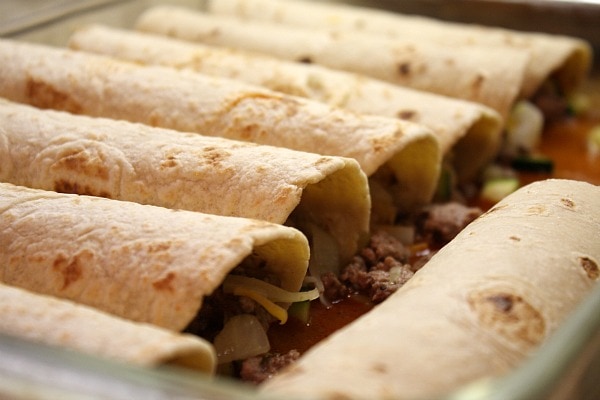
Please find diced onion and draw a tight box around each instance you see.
[389,266,407,284]
[568,93,590,116]
[587,126,600,156]
[504,100,544,156]
[305,222,340,307]
[307,222,340,277]
[481,178,519,203]
[213,314,270,364]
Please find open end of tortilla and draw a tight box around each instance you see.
[247,229,310,293]
[290,159,371,265]
[160,337,218,374]
[382,133,441,216]
[554,40,593,97]
[452,109,503,183]
[182,225,312,368]
[522,38,593,99]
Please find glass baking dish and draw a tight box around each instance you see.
[0,1,598,399]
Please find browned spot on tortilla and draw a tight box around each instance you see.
[160,155,178,169]
[26,77,83,114]
[54,179,111,198]
[579,257,599,280]
[468,290,545,346]
[202,146,231,166]
[397,109,418,120]
[509,235,521,242]
[471,73,485,93]
[148,112,162,127]
[52,250,92,290]
[238,123,260,140]
[153,272,176,292]
[226,92,295,117]
[561,198,575,209]
[371,363,388,373]
[297,56,313,64]
[398,62,411,76]
[52,148,110,180]
[148,242,171,253]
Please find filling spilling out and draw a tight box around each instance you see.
[185,77,600,384]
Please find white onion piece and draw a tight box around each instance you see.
[213,314,270,364]
[308,222,340,277]
[504,100,544,156]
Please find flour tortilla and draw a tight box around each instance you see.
[0,38,440,215]
[0,283,216,373]
[136,6,528,118]
[69,24,502,182]
[0,98,369,264]
[262,179,600,400]
[210,0,592,99]
[0,182,309,335]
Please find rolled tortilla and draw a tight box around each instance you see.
[0,98,369,264]
[0,182,309,338]
[210,0,592,99]
[135,6,528,118]
[0,38,440,215]
[69,24,503,182]
[0,283,216,373]
[261,179,600,400]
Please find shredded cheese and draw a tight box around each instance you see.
[223,275,319,324]
[232,286,288,324]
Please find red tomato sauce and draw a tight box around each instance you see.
[269,295,373,354]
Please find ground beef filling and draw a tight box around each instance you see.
[239,350,301,384]
[183,256,280,342]
[323,202,482,304]
[186,202,482,383]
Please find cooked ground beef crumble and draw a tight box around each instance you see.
[191,202,482,383]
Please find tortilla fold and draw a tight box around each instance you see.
[261,179,600,400]
[0,38,440,216]
[0,182,309,337]
[210,0,592,99]
[135,6,527,118]
[0,283,216,373]
[69,24,503,182]
[0,99,369,264]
